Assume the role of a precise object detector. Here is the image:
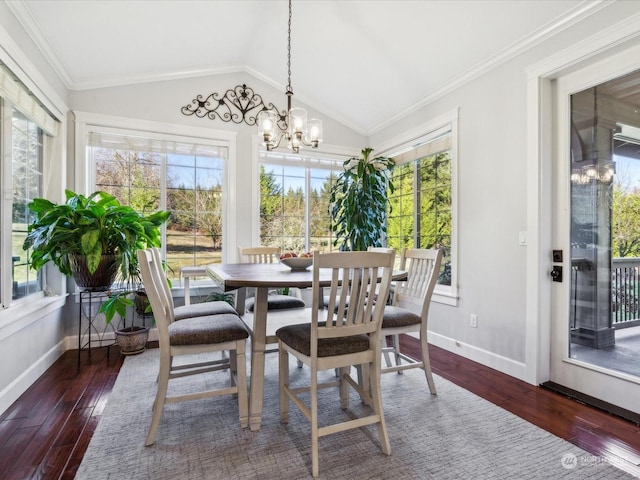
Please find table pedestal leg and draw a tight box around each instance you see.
[249,286,268,431]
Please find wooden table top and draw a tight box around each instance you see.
[207,262,406,291]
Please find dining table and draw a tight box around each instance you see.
[206,261,406,431]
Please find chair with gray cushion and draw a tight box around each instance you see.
[237,246,306,312]
[380,248,442,394]
[148,248,236,320]
[138,248,249,446]
[276,250,395,477]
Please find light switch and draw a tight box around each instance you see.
[518,231,527,246]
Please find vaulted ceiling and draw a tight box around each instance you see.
[9,0,599,135]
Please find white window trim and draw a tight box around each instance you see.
[375,108,459,306]
[0,21,68,331]
[74,111,238,265]
[1,87,64,309]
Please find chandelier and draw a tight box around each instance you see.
[257,0,323,153]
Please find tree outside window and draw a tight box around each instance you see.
[388,151,452,286]
[12,110,43,299]
[259,155,340,253]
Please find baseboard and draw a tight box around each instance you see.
[0,340,66,416]
[428,331,528,382]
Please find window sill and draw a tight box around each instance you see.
[433,291,458,307]
[0,294,68,342]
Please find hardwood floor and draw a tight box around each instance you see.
[0,347,125,480]
[1,337,639,479]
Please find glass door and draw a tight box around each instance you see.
[551,46,640,415]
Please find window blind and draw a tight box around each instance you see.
[260,150,351,170]
[0,64,58,136]
[87,131,227,159]
[390,124,452,165]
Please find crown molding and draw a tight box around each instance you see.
[0,6,67,118]
[6,0,73,88]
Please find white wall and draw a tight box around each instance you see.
[372,57,531,377]
[370,0,640,380]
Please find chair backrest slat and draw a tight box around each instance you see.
[149,247,175,314]
[394,248,443,319]
[238,246,281,264]
[138,248,172,347]
[312,251,395,340]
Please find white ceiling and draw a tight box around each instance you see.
[10,0,600,135]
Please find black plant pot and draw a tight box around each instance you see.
[70,254,118,290]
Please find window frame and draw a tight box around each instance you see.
[377,109,459,306]
[74,112,237,283]
[0,34,67,324]
[257,148,351,253]
[10,108,45,301]
[250,136,357,251]
[1,99,57,309]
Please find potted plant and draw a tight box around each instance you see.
[330,148,395,251]
[23,189,170,354]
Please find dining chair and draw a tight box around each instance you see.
[276,250,395,478]
[237,246,306,312]
[148,248,237,320]
[148,247,243,377]
[138,248,249,446]
[380,248,443,394]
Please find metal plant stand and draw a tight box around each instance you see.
[77,289,117,365]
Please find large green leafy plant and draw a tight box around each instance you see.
[330,148,394,251]
[23,190,170,323]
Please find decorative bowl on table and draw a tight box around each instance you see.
[280,257,313,271]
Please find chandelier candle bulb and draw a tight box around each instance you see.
[290,108,307,135]
[258,110,278,144]
[308,119,322,144]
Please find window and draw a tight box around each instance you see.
[259,151,346,253]
[11,110,43,300]
[89,130,227,282]
[1,64,59,309]
[383,114,458,304]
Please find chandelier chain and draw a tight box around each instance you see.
[287,0,292,94]
[254,0,322,152]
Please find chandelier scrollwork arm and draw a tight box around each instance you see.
[181,83,286,128]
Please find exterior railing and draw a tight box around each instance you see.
[612,257,640,328]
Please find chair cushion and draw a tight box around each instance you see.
[246,294,306,312]
[173,300,237,320]
[276,323,370,357]
[169,313,249,346]
[322,296,350,310]
[382,306,421,329]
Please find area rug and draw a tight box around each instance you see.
[76,349,635,479]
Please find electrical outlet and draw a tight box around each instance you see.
[470,314,478,328]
